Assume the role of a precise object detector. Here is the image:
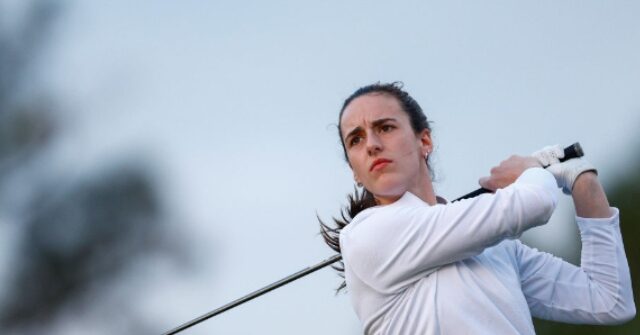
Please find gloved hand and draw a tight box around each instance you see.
[532,145,597,194]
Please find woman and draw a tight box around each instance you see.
[320,82,635,334]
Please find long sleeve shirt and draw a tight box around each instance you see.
[339,168,636,334]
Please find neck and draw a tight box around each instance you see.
[410,177,437,205]
[375,176,437,206]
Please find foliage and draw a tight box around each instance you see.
[0,1,175,333]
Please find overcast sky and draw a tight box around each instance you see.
[8,0,640,334]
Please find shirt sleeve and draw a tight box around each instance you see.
[516,208,636,324]
[340,167,558,294]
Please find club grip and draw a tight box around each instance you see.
[452,142,583,202]
[561,142,583,162]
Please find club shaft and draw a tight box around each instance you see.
[162,254,342,335]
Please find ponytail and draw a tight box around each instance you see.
[319,187,376,293]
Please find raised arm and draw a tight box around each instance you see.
[518,148,637,324]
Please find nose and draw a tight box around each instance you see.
[366,132,383,156]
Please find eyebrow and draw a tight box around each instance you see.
[343,118,397,143]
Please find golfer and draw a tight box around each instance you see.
[320,82,636,334]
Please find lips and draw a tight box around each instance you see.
[370,158,392,172]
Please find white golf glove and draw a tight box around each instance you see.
[532,145,597,194]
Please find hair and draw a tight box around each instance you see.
[319,82,433,293]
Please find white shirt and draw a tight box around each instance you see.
[339,168,635,334]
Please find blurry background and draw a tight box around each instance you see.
[0,0,638,334]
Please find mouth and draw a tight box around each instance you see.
[370,158,392,172]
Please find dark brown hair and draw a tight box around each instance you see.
[320,82,433,292]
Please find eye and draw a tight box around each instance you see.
[380,124,395,133]
[349,135,363,147]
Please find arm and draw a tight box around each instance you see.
[516,209,635,324]
[341,166,558,294]
[518,162,636,324]
[572,171,610,218]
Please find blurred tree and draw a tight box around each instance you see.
[1,166,164,332]
[0,0,56,176]
[0,1,179,334]
[533,149,640,334]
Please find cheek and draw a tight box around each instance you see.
[392,137,422,160]
[347,151,368,175]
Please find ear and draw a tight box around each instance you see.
[418,129,433,156]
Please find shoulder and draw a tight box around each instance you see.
[339,192,436,251]
[342,192,432,234]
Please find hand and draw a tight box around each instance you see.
[531,144,564,167]
[479,155,541,191]
[532,144,597,194]
[546,158,597,194]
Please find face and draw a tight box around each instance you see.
[340,93,432,204]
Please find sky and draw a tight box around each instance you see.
[5,0,640,334]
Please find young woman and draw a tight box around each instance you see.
[321,82,635,334]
